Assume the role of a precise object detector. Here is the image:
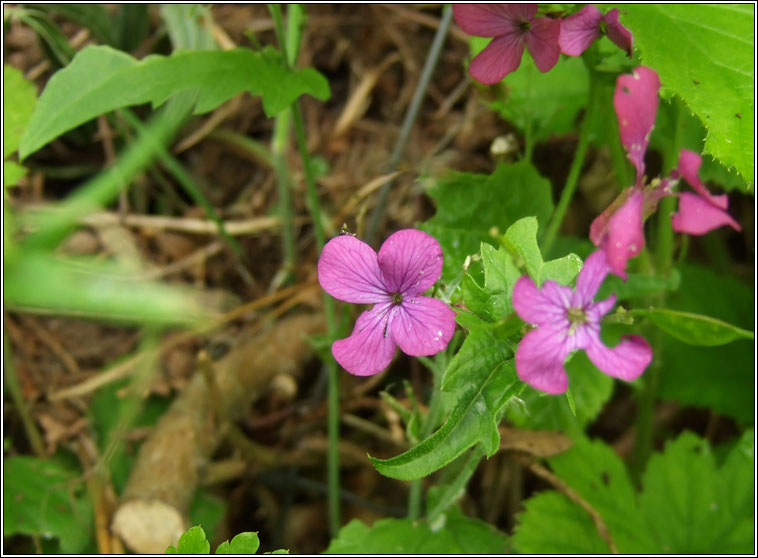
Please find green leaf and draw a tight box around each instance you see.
[215,532,260,554]
[506,352,613,437]
[20,45,331,158]
[515,432,755,553]
[3,455,93,553]
[656,263,753,423]
[167,525,211,554]
[513,491,610,554]
[190,490,227,549]
[596,270,681,301]
[502,216,582,286]
[640,432,754,553]
[3,65,38,158]
[324,508,507,554]
[4,160,28,187]
[4,252,213,326]
[419,162,553,284]
[371,317,519,480]
[619,5,755,189]
[470,37,589,144]
[634,307,753,346]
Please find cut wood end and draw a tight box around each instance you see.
[111,499,187,554]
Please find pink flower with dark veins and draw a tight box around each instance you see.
[318,229,456,376]
[671,149,742,235]
[513,250,652,394]
[453,4,561,84]
[559,5,633,57]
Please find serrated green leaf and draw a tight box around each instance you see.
[634,307,753,346]
[371,318,518,480]
[419,162,553,284]
[4,252,213,325]
[20,45,331,158]
[619,5,754,189]
[324,508,507,554]
[3,456,93,553]
[513,491,610,554]
[215,532,260,554]
[3,65,38,158]
[640,432,754,553]
[516,432,754,553]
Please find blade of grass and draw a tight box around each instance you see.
[21,91,198,251]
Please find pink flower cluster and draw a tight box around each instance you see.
[453,4,632,84]
[316,5,742,397]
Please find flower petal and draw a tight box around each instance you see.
[392,296,456,357]
[332,304,397,376]
[468,32,526,84]
[584,332,652,382]
[515,325,571,394]
[600,189,645,279]
[671,192,742,235]
[377,229,444,296]
[559,5,603,56]
[604,9,633,57]
[677,149,728,209]
[614,66,660,185]
[452,4,521,37]
[585,294,617,324]
[318,235,387,304]
[513,276,570,326]
[574,250,610,305]
[525,16,561,72]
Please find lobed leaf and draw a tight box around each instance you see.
[419,162,553,285]
[20,45,330,158]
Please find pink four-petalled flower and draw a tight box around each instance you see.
[318,229,456,376]
[453,4,561,84]
[513,250,652,394]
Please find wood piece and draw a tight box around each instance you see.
[111,313,324,553]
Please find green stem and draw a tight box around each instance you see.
[365,5,453,245]
[3,333,46,457]
[542,65,601,256]
[275,3,341,533]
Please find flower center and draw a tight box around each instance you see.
[567,307,587,324]
[567,307,587,336]
[519,20,531,32]
[391,292,404,305]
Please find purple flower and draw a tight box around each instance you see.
[559,5,633,57]
[513,250,652,394]
[317,229,456,376]
[453,4,561,84]
[671,149,742,235]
